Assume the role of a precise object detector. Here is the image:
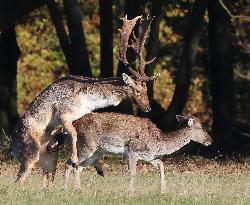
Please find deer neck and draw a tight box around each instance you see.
[159,128,193,156]
[81,79,131,110]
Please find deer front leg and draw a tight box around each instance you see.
[127,151,138,193]
[60,117,78,167]
[73,153,99,189]
[150,159,166,193]
[16,159,37,185]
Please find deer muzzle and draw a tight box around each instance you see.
[145,107,151,112]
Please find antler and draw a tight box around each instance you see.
[117,15,159,82]
[117,15,142,79]
[130,15,156,78]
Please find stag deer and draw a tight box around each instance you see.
[11,15,158,185]
[62,113,212,193]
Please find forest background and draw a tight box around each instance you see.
[0,0,249,159]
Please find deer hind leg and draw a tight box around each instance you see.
[64,159,74,189]
[49,160,57,188]
[15,139,40,185]
[64,142,98,189]
[16,159,37,185]
[43,170,49,188]
[51,169,56,182]
[42,166,57,189]
[43,171,56,189]
[93,159,104,177]
[59,117,78,166]
[43,170,51,188]
[64,160,87,189]
[150,159,166,193]
[74,152,100,189]
[127,150,138,193]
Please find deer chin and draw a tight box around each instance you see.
[140,103,151,113]
[131,98,151,113]
[134,102,151,113]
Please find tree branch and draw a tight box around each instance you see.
[218,0,250,22]
[162,0,208,131]
[63,0,92,76]
[234,65,250,81]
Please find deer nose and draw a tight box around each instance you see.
[205,140,212,146]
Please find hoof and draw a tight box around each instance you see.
[97,170,104,177]
[72,163,77,168]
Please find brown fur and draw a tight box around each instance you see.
[12,15,158,186]
[11,74,151,185]
[60,112,212,192]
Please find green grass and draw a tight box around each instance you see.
[1,160,250,205]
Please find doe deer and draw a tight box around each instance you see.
[11,15,158,185]
[62,113,212,193]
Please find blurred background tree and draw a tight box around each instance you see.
[0,0,249,157]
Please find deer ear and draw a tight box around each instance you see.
[122,73,135,86]
[188,118,194,127]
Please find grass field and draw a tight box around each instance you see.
[1,157,250,205]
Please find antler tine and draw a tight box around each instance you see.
[131,15,153,55]
[130,15,154,76]
[137,72,160,82]
[117,15,159,82]
[118,15,142,69]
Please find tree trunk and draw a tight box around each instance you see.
[63,0,92,76]
[0,26,19,138]
[47,0,73,71]
[145,0,163,103]
[0,0,45,31]
[99,0,113,78]
[208,0,237,154]
[161,0,207,131]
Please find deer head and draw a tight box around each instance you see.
[176,115,213,146]
[122,73,150,111]
[118,15,159,112]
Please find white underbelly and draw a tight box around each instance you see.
[72,94,121,121]
[98,145,128,155]
[70,108,91,121]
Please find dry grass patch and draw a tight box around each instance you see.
[1,157,250,205]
